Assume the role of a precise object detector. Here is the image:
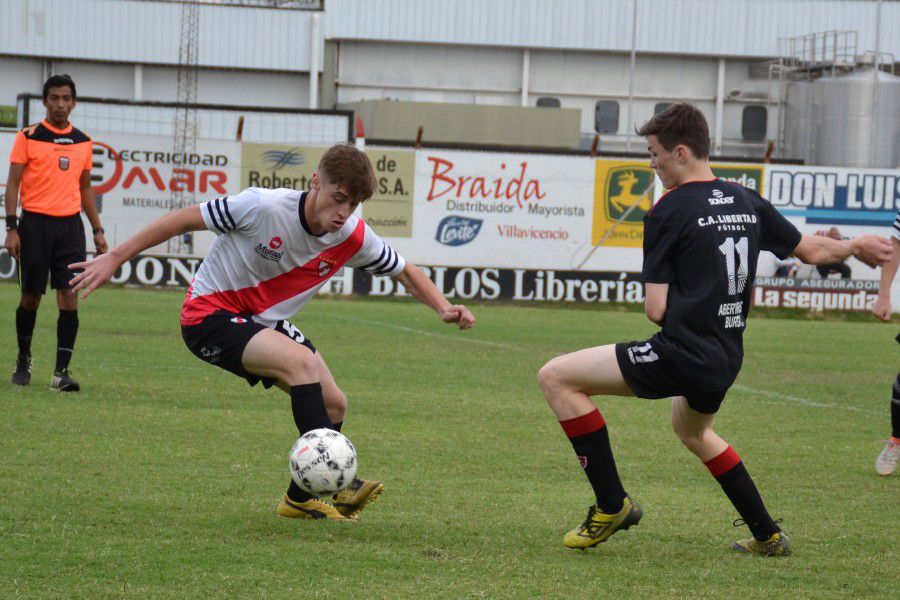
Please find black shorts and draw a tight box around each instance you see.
[181,310,317,388]
[615,337,727,414]
[18,210,86,294]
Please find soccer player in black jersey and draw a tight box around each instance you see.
[538,104,892,555]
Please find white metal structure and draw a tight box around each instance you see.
[1,0,897,161]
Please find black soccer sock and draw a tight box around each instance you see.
[333,420,343,432]
[15,305,37,358]
[286,383,333,503]
[55,310,79,372]
[705,446,780,541]
[560,408,627,514]
[891,375,900,440]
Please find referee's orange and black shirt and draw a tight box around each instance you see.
[9,119,92,217]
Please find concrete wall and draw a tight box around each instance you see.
[340,100,581,148]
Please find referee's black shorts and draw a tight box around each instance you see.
[18,210,86,294]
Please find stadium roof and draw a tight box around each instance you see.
[325,0,900,60]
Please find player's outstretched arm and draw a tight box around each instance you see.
[873,237,900,322]
[393,263,475,330]
[68,205,206,298]
[793,233,892,269]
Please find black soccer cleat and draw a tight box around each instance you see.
[50,369,80,392]
[12,355,32,386]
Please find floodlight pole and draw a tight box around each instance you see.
[869,0,881,167]
[625,0,638,150]
[309,11,320,109]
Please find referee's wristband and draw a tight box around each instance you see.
[5,215,16,231]
[92,227,104,236]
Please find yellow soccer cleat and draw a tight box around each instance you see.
[732,532,792,556]
[563,496,642,549]
[275,494,353,521]
[332,478,385,518]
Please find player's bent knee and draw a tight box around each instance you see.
[672,422,707,455]
[284,354,319,384]
[537,358,566,393]
[325,389,348,423]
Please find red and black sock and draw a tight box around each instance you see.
[891,375,900,440]
[286,382,333,503]
[55,310,78,372]
[560,408,626,514]
[705,446,779,541]
[15,305,37,358]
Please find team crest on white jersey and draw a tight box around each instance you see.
[318,258,336,277]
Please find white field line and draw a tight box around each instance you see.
[730,384,879,417]
[329,315,528,351]
[335,316,879,417]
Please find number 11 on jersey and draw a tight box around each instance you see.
[719,236,749,295]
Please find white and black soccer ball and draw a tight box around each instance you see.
[289,428,358,496]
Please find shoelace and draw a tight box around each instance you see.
[580,506,608,536]
[732,517,784,528]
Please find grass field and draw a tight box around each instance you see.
[0,282,897,599]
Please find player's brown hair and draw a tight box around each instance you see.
[317,144,376,202]
[636,103,710,159]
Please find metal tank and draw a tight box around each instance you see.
[783,80,814,165]
[786,68,900,168]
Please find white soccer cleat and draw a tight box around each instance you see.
[875,439,899,476]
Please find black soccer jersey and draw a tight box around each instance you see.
[642,179,802,389]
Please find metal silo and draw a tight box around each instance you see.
[787,68,900,168]
[783,80,815,164]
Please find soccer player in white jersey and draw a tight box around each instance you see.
[70,144,476,520]
[871,207,900,476]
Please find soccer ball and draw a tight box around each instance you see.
[289,428,358,496]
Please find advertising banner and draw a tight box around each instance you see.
[763,165,898,230]
[753,276,881,312]
[592,160,655,248]
[90,133,242,254]
[354,266,645,304]
[361,149,416,238]
[761,164,899,284]
[242,144,416,238]
[240,143,325,190]
[712,163,764,192]
[383,149,608,271]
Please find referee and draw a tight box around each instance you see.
[4,74,107,391]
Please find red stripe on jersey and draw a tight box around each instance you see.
[180,220,365,325]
